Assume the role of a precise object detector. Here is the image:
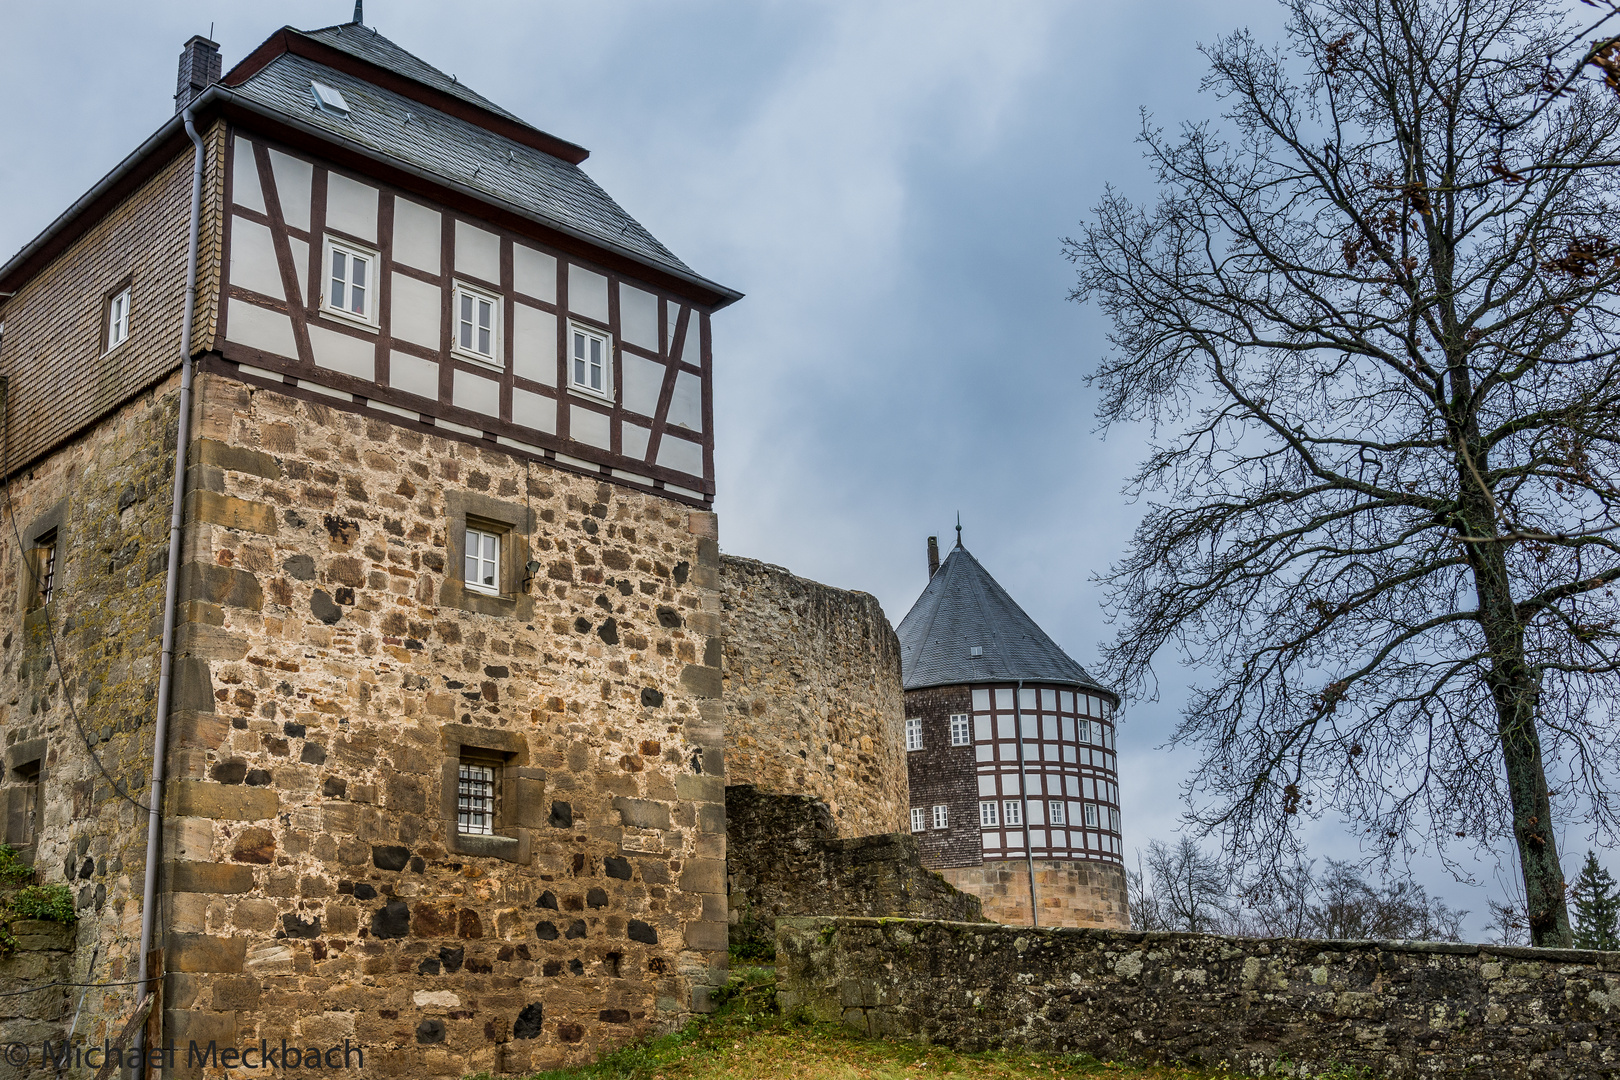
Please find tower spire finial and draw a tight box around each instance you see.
[353,0,363,25]
[955,512,963,548]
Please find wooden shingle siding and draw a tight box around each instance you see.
[0,120,226,476]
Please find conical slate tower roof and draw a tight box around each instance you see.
[896,543,1109,694]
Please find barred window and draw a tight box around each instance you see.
[457,760,497,835]
[910,807,926,832]
[948,714,970,746]
[979,800,999,827]
[34,532,56,607]
[932,804,948,829]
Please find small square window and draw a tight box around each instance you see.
[106,287,131,352]
[310,80,351,117]
[324,239,376,324]
[457,754,499,835]
[32,531,57,609]
[904,717,923,752]
[969,645,982,658]
[464,527,502,595]
[454,284,500,364]
[949,713,970,746]
[910,807,925,833]
[1048,800,1066,826]
[932,804,948,829]
[1002,799,1023,827]
[979,801,999,828]
[569,322,612,399]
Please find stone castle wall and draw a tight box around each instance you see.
[720,556,905,838]
[939,860,1128,930]
[778,916,1620,1079]
[725,787,982,956]
[150,371,730,1077]
[0,920,78,1080]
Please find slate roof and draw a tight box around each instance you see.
[896,544,1112,695]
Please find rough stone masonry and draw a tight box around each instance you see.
[777,915,1620,1080]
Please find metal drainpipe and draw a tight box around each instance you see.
[136,103,206,1069]
[1012,679,1038,928]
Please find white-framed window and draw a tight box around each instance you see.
[464,527,501,595]
[932,804,948,829]
[454,283,500,364]
[1083,802,1099,827]
[569,322,611,398]
[1048,800,1066,826]
[969,645,983,658]
[1110,807,1122,832]
[1002,799,1023,827]
[323,238,376,324]
[457,759,496,835]
[106,287,131,351]
[979,801,999,827]
[949,714,970,746]
[910,807,926,833]
[905,717,923,752]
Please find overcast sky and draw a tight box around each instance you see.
[1,0,1578,935]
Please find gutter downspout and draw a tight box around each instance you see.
[1012,680,1038,928]
[136,103,205,1066]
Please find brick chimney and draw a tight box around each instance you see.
[174,35,222,114]
[927,536,940,578]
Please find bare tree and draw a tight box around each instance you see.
[1144,837,1234,932]
[1068,0,1620,947]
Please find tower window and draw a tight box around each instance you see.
[32,531,57,609]
[1084,803,1099,827]
[979,801,999,827]
[1048,800,1066,826]
[905,717,923,752]
[932,804,948,829]
[910,807,925,833]
[457,756,499,835]
[1002,800,1023,827]
[569,322,611,398]
[949,714,970,746]
[324,239,375,324]
[106,286,131,351]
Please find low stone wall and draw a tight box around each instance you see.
[776,915,1620,1079]
[726,788,982,955]
[721,556,907,838]
[939,859,1128,929]
[0,920,78,1080]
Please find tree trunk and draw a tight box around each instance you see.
[1466,517,1572,948]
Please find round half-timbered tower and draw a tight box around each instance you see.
[895,533,1129,928]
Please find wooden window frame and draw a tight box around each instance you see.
[567,320,613,401]
[948,713,970,747]
[904,717,923,752]
[463,525,503,596]
[452,282,502,367]
[104,281,132,354]
[979,800,999,828]
[4,739,46,856]
[931,804,948,830]
[910,807,925,833]
[1002,799,1023,827]
[1048,800,1066,826]
[321,236,379,328]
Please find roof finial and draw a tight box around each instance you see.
[955,512,963,548]
[352,0,363,25]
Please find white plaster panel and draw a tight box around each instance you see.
[621,422,650,461]
[568,265,609,323]
[326,172,379,242]
[514,244,556,302]
[393,199,441,274]
[268,149,312,231]
[512,388,557,434]
[390,273,441,349]
[232,138,265,213]
[289,237,309,304]
[225,299,297,358]
[228,216,285,302]
[453,369,501,417]
[455,220,501,283]
[389,351,439,399]
[512,304,556,384]
[307,323,376,381]
[620,355,664,417]
[570,406,611,450]
[619,284,658,350]
[667,371,702,432]
[656,434,702,476]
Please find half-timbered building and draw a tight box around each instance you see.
[0,16,738,1076]
[896,534,1130,928]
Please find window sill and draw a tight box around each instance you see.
[566,385,613,406]
[317,307,380,334]
[448,830,528,864]
[451,348,502,371]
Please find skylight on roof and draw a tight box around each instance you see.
[310,80,351,117]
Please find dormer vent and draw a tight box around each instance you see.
[310,80,351,117]
[970,645,983,658]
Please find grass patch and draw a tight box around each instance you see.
[494,967,1221,1080]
